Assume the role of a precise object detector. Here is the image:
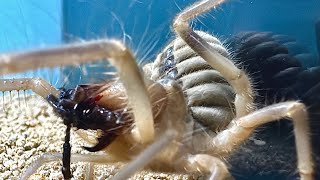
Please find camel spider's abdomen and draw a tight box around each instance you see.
[145,31,235,135]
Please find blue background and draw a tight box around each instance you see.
[0,0,61,85]
[0,0,319,86]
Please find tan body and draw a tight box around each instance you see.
[0,0,314,179]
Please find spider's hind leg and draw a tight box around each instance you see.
[209,102,314,179]
[173,0,254,118]
[173,0,314,179]
[177,154,231,180]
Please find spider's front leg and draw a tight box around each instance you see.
[173,0,314,179]
[0,40,154,144]
[0,40,156,179]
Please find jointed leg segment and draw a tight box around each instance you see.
[209,102,314,179]
[174,0,254,118]
[0,40,155,179]
[0,40,154,144]
[0,78,59,98]
[179,154,230,180]
[173,0,314,179]
[21,152,126,179]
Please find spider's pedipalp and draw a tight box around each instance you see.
[0,39,154,144]
[0,78,59,98]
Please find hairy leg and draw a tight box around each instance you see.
[209,102,314,179]
[0,40,154,143]
[112,130,178,180]
[0,78,59,98]
[179,154,231,180]
[173,0,254,118]
[172,1,314,179]
[21,152,125,179]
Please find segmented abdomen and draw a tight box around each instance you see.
[149,31,235,132]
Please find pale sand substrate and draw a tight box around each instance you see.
[0,94,199,180]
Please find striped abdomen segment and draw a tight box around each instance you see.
[151,31,235,132]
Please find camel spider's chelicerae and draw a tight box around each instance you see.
[0,0,315,179]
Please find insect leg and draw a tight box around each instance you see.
[62,125,72,179]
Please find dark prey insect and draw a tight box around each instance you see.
[45,84,132,178]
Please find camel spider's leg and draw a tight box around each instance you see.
[0,40,154,144]
[111,130,178,180]
[21,130,178,180]
[173,1,314,179]
[173,0,254,118]
[0,78,59,99]
[180,154,231,180]
[209,102,314,179]
[21,153,124,180]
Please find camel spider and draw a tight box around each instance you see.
[0,0,315,179]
